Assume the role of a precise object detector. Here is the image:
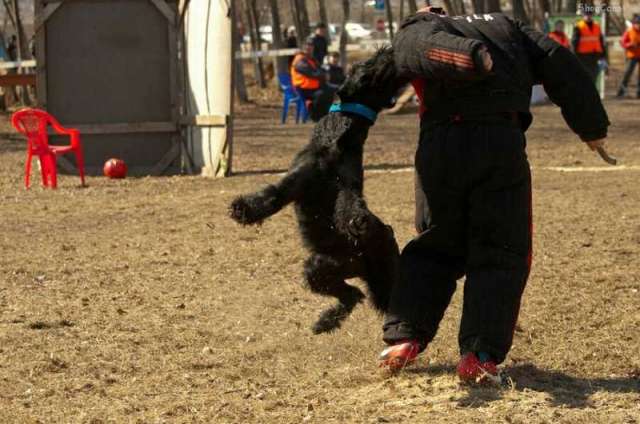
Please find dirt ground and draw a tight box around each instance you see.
[1,97,639,423]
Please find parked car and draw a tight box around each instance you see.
[344,22,373,42]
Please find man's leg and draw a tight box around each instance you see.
[382,125,466,358]
[618,58,637,97]
[460,127,532,365]
[634,59,640,98]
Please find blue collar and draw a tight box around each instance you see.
[329,103,378,124]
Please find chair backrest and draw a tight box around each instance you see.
[277,73,296,96]
[11,109,51,150]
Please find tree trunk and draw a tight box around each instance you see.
[268,0,288,76]
[564,0,577,14]
[398,0,405,28]
[485,0,502,13]
[471,0,485,13]
[297,0,311,40]
[340,0,350,69]
[4,0,28,59]
[442,0,455,15]
[512,0,529,23]
[245,0,266,88]
[233,7,249,102]
[407,0,418,13]
[290,0,310,42]
[384,0,394,39]
[317,0,328,26]
[454,0,467,15]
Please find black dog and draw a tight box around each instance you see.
[230,48,408,334]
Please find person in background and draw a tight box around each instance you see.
[285,27,298,67]
[291,37,334,120]
[311,22,329,65]
[571,10,607,83]
[7,35,17,61]
[323,51,346,87]
[548,20,569,48]
[616,15,640,98]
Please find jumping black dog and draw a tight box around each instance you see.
[229,48,408,334]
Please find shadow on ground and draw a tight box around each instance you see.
[408,363,639,409]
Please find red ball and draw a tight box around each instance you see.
[103,158,127,179]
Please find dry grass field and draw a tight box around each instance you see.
[0,99,639,423]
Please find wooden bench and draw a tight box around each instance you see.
[0,73,36,87]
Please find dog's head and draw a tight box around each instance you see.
[337,47,408,112]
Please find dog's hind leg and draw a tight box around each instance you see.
[229,160,315,225]
[303,254,365,334]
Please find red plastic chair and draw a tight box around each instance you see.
[11,108,85,189]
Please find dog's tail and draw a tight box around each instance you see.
[229,184,287,225]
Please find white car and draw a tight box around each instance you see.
[344,22,373,42]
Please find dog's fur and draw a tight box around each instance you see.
[229,48,408,334]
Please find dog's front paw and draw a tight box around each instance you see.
[229,196,262,225]
[345,212,376,242]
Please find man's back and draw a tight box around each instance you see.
[393,11,608,139]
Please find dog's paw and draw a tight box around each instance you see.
[312,306,348,334]
[346,213,376,241]
[229,196,262,225]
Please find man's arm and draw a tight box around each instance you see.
[517,21,610,142]
[294,58,325,79]
[393,17,492,80]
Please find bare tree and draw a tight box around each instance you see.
[442,0,456,14]
[454,0,467,15]
[245,0,266,88]
[317,0,328,26]
[233,6,249,103]
[408,0,418,13]
[289,0,311,42]
[268,0,288,76]
[471,0,485,13]
[3,0,29,59]
[513,0,529,23]
[339,0,349,69]
[485,0,502,13]
[384,0,394,39]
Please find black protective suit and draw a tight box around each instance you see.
[383,12,610,363]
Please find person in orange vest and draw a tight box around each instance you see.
[571,10,607,83]
[616,15,640,98]
[291,37,334,120]
[548,20,570,48]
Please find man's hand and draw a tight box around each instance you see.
[586,138,606,151]
[478,46,493,72]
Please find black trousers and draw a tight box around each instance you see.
[617,58,640,96]
[297,86,336,122]
[383,119,532,364]
[577,54,601,84]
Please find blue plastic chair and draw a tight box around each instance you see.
[278,73,309,124]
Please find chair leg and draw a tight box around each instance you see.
[49,155,58,189]
[282,98,289,124]
[302,100,309,123]
[39,155,48,187]
[75,149,86,187]
[25,151,33,189]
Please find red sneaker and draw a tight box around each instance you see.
[379,340,422,371]
[457,352,501,384]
